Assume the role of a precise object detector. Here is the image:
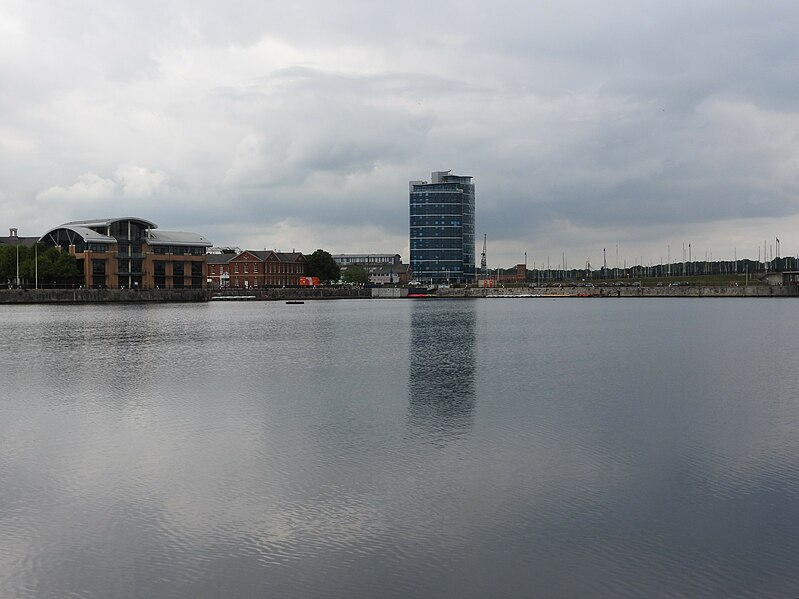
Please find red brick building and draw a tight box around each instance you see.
[208,250,308,288]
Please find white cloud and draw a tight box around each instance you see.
[35,166,168,204]
[115,164,168,198]
[36,173,117,203]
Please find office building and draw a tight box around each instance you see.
[332,253,401,268]
[40,217,212,288]
[409,170,475,284]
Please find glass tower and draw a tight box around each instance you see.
[409,171,475,284]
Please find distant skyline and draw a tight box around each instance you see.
[2,1,798,268]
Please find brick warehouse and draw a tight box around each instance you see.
[207,250,307,288]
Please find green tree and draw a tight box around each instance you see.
[305,249,340,284]
[0,245,19,285]
[342,265,369,284]
[1,244,81,287]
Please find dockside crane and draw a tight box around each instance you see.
[480,234,487,276]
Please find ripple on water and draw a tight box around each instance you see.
[3,301,799,597]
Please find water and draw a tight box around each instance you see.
[1,298,799,598]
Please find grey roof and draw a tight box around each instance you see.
[0,236,39,247]
[147,230,212,247]
[62,217,158,229]
[234,250,306,262]
[239,250,272,261]
[207,254,233,265]
[40,226,116,244]
[277,252,306,262]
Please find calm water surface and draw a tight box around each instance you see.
[1,298,799,598]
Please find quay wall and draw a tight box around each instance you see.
[0,288,207,304]
[0,287,372,304]
[1,286,795,304]
[210,288,371,300]
[435,285,796,298]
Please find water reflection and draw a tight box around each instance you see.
[5,300,799,598]
[407,301,477,440]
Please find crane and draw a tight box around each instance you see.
[480,234,487,276]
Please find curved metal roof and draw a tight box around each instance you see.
[61,217,158,230]
[39,226,116,244]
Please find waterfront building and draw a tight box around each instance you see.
[332,254,401,268]
[40,217,212,289]
[207,253,233,288]
[213,250,308,289]
[332,253,407,284]
[366,263,412,286]
[409,170,475,284]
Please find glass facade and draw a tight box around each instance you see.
[153,261,166,288]
[91,259,106,288]
[409,172,475,284]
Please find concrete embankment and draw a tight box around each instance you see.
[210,288,372,301]
[435,285,796,298]
[1,285,794,304]
[0,287,374,304]
[0,287,379,304]
[0,288,208,304]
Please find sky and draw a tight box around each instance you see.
[2,0,798,269]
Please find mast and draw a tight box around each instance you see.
[480,234,487,276]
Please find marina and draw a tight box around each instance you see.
[2,299,798,598]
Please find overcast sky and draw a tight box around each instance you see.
[2,0,798,268]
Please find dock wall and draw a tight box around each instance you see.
[0,288,207,304]
[436,285,796,298]
[1,285,794,304]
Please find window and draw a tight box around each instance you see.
[92,259,105,275]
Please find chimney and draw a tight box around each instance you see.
[9,228,18,238]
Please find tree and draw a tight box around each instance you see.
[0,245,17,285]
[305,249,340,284]
[0,244,81,287]
[342,265,369,285]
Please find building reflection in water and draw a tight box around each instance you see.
[407,300,477,441]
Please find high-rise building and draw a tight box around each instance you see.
[409,170,475,284]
